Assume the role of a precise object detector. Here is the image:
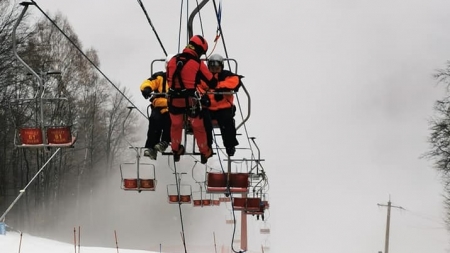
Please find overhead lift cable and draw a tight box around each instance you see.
[29,0,148,119]
[166,1,212,252]
[136,0,167,56]
[135,1,193,252]
[172,162,188,253]
[211,0,254,159]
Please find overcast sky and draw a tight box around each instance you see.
[12,0,450,252]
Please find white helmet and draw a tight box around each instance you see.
[165,54,176,68]
[208,54,224,68]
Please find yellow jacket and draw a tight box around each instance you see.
[140,72,169,113]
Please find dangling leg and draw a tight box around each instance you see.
[161,112,171,143]
[215,107,238,156]
[190,116,212,164]
[202,109,213,150]
[144,108,160,160]
[154,111,171,153]
[170,112,185,161]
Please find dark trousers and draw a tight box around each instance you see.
[203,110,213,149]
[204,107,238,149]
[145,108,171,149]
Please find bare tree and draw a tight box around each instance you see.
[0,0,35,223]
[0,4,141,238]
[425,61,450,231]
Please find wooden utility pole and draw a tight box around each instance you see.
[377,197,404,253]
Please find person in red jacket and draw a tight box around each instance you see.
[203,54,243,156]
[166,35,217,164]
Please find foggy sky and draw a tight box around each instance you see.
[15,0,450,252]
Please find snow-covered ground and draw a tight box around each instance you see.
[0,231,157,253]
[0,230,256,253]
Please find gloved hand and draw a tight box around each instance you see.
[200,94,211,107]
[208,78,218,89]
[214,88,231,101]
[141,87,152,99]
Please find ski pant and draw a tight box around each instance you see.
[208,106,239,149]
[202,109,213,149]
[145,107,171,149]
[170,111,210,155]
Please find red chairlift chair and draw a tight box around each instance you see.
[232,197,261,212]
[206,172,249,193]
[15,98,77,148]
[120,163,156,191]
[167,184,192,204]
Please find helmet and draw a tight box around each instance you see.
[188,35,208,55]
[165,54,176,68]
[208,54,224,68]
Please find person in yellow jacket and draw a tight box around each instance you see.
[139,55,173,160]
[203,54,243,156]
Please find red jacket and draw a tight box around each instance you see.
[166,49,215,91]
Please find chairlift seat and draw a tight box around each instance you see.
[202,199,212,206]
[246,197,262,211]
[168,195,191,204]
[168,195,179,203]
[231,173,250,188]
[206,172,249,193]
[167,184,192,203]
[122,178,156,191]
[140,179,156,190]
[120,163,156,191]
[180,195,191,203]
[19,128,43,145]
[207,172,227,187]
[47,136,77,147]
[123,179,138,189]
[193,199,212,207]
[47,126,72,144]
[247,199,269,216]
[219,197,231,202]
[232,197,261,212]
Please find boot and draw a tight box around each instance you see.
[144,148,157,160]
[226,147,236,156]
[154,141,169,153]
[200,148,213,164]
[172,145,185,162]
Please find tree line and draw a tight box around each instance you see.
[0,1,140,235]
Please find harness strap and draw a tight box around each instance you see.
[168,53,202,117]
